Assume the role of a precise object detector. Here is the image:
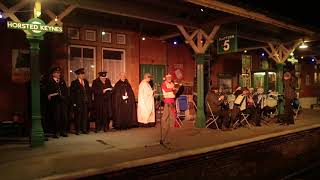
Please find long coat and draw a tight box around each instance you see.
[70,79,91,108]
[92,78,113,121]
[112,79,138,129]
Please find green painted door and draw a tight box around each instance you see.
[140,64,165,98]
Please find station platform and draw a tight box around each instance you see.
[0,109,319,180]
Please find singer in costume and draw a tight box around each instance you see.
[112,72,138,130]
[137,73,155,127]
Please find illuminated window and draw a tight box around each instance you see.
[68,45,96,85]
[306,75,310,86]
[102,48,125,85]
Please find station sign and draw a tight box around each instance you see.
[217,34,237,54]
[7,18,63,36]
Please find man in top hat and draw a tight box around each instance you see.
[92,71,113,132]
[47,67,69,138]
[160,74,177,144]
[70,68,91,134]
[283,71,297,125]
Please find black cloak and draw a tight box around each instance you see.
[112,79,138,129]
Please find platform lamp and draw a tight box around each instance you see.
[34,0,41,18]
[299,39,308,49]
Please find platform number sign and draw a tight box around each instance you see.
[217,34,237,54]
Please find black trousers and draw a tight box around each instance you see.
[211,110,229,128]
[75,103,88,133]
[52,103,68,135]
[284,98,294,124]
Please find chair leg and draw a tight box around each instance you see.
[214,120,220,130]
[206,118,214,128]
[232,120,240,129]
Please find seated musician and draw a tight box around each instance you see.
[231,86,243,125]
[206,86,229,130]
[244,88,261,126]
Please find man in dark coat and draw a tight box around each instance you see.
[283,72,297,125]
[112,72,138,130]
[70,68,91,134]
[92,71,113,132]
[206,86,229,130]
[47,67,69,138]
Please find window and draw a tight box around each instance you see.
[102,48,125,85]
[116,34,126,45]
[306,75,310,86]
[68,45,96,85]
[102,32,112,43]
[85,30,96,41]
[67,28,80,40]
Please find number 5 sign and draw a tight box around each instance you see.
[217,34,238,54]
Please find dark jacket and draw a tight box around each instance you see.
[284,78,297,100]
[70,79,91,108]
[206,91,222,112]
[47,77,68,104]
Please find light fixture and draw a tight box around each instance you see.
[54,16,58,22]
[312,58,315,62]
[301,56,304,59]
[91,65,95,68]
[200,8,204,12]
[0,13,3,19]
[299,40,308,49]
[142,37,146,41]
[34,0,41,18]
[261,53,265,56]
[101,31,106,36]
[290,52,294,56]
[244,50,247,53]
[173,41,177,45]
[70,70,73,73]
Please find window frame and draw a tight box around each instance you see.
[101,47,126,85]
[85,30,97,41]
[68,45,96,86]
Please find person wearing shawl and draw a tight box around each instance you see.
[112,72,138,130]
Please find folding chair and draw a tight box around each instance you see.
[206,102,220,130]
[233,112,252,129]
[176,96,188,127]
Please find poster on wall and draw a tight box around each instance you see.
[171,64,184,82]
[240,55,252,87]
[12,49,30,83]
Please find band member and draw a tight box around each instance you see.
[92,71,113,132]
[283,72,296,125]
[245,88,261,126]
[206,86,229,130]
[137,73,155,127]
[160,74,176,144]
[112,72,138,130]
[70,68,91,135]
[231,86,243,125]
[47,67,68,138]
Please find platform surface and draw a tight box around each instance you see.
[0,109,319,180]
